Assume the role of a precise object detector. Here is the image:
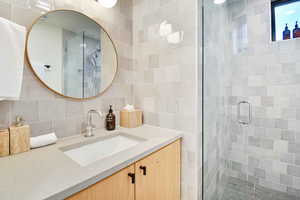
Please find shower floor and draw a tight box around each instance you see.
[220,177,299,200]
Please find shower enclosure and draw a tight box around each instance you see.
[63,30,102,98]
[203,0,300,199]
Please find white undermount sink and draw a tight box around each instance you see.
[62,134,145,167]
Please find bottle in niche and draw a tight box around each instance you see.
[293,21,300,38]
[283,24,291,40]
[106,105,116,131]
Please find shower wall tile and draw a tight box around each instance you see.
[280,174,293,186]
[287,166,300,178]
[0,0,133,138]
[287,187,300,198]
[280,153,294,164]
[295,155,300,166]
[288,142,300,154]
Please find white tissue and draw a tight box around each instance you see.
[30,133,58,149]
[159,21,173,37]
[124,104,135,112]
[167,31,184,44]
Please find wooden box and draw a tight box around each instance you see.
[0,129,9,157]
[9,125,31,155]
[120,110,143,128]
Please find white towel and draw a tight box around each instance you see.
[30,133,58,149]
[0,17,26,100]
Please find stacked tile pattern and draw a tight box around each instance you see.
[0,0,133,138]
[132,0,201,199]
[204,0,300,199]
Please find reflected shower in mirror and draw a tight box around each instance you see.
[26,10,118,99]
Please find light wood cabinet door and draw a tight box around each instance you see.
[66,165,135,200]
[135,140,181,200]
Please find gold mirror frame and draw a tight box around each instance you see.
[25,9,118,101]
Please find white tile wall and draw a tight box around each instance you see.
[132,0,201,199]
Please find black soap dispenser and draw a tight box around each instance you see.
[283,24,291,40]
[293,21,300,38]
[106,105,116,131]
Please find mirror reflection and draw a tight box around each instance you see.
[27,10,118,99]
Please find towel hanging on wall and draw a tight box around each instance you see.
[0,17,26,100]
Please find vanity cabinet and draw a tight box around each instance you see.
[66,165,135,200]
[66,140,181,200]
[135,140,181,200]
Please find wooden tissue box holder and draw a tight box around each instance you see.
[0,129,9,157]
[120,110,143,128]
[9,125,31,155]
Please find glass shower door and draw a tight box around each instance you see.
[203,1,234,198]
[63,30,84,98]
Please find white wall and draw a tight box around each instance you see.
[28,22,63,93]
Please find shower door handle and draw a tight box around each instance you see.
[237,101,252,125]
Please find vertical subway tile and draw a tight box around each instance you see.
[280,174,293,186]
[11,100,39,123]
[287,165,300,177]
[0,1,11,19]
[38,100,66,121]
[274,119,288,129]
[274,140,288,153]
[288,142,300,154]
[0,101,11,128]
[254,168,266,179]
[148,54,159,68]
[261,96,274,107]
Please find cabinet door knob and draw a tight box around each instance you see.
[128,173,135,184]
[139,166,147,175]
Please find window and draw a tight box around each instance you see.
[271,0,300,41]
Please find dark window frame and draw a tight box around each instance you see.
[271,0,300,41]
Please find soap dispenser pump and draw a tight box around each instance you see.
[293,21,300,38]
[283,24,291,40]
[106,105,116,131]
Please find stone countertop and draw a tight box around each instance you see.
[0,125,182,200]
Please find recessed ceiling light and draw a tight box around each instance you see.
[96,0,118,8]
[214,0,226,4]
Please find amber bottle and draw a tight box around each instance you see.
[106,105,116,131]
[293,21,300,38]
[283,24,291,40]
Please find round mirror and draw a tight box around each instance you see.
[26,10,118,100]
